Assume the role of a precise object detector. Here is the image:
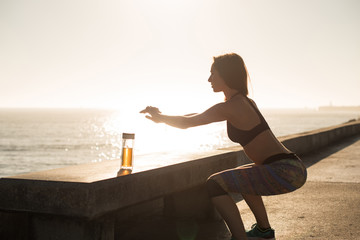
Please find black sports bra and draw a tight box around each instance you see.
[227,96,270,146]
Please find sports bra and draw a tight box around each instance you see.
[227,95,270,146]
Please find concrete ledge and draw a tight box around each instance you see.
[0,151,245,219]
[1,120,360,240]
[280,119,360,155]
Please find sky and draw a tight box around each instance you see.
[1,0,360,111]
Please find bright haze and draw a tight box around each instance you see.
[1,0,360,112]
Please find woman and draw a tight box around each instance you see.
[140,53,307,240]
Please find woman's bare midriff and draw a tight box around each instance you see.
[242,130,291,165]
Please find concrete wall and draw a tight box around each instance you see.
[280,120,360,155]
[1,120,360,240]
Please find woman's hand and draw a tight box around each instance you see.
[140,106,162,123]
[140,102,228,128]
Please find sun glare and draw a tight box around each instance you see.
[101,101,232,163]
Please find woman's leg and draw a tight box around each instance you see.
[242,194,270,229]
[211,194,247,240]
[207,163,274,238]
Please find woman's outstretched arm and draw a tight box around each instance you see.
[140,103,228,129]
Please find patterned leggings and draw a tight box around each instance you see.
[207,153,307,196]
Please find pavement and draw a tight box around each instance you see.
[118,134,360,240]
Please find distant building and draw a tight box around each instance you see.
[318,106,360,112]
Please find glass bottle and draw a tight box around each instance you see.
[120,133,135,171]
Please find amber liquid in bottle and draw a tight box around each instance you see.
[121,147,133,170]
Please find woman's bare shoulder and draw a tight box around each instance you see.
[225,95,251,111]
[226,96,261,123]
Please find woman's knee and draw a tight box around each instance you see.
[206,176,227,197]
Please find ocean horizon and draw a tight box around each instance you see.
[1,108,359,178]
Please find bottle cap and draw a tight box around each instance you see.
[122,133,135,139]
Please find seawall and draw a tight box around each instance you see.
[1,120,360,240]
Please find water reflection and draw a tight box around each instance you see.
[89,109,232,168]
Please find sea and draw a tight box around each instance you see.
[0,108,359,178]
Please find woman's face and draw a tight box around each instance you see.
[208,67,227,92]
